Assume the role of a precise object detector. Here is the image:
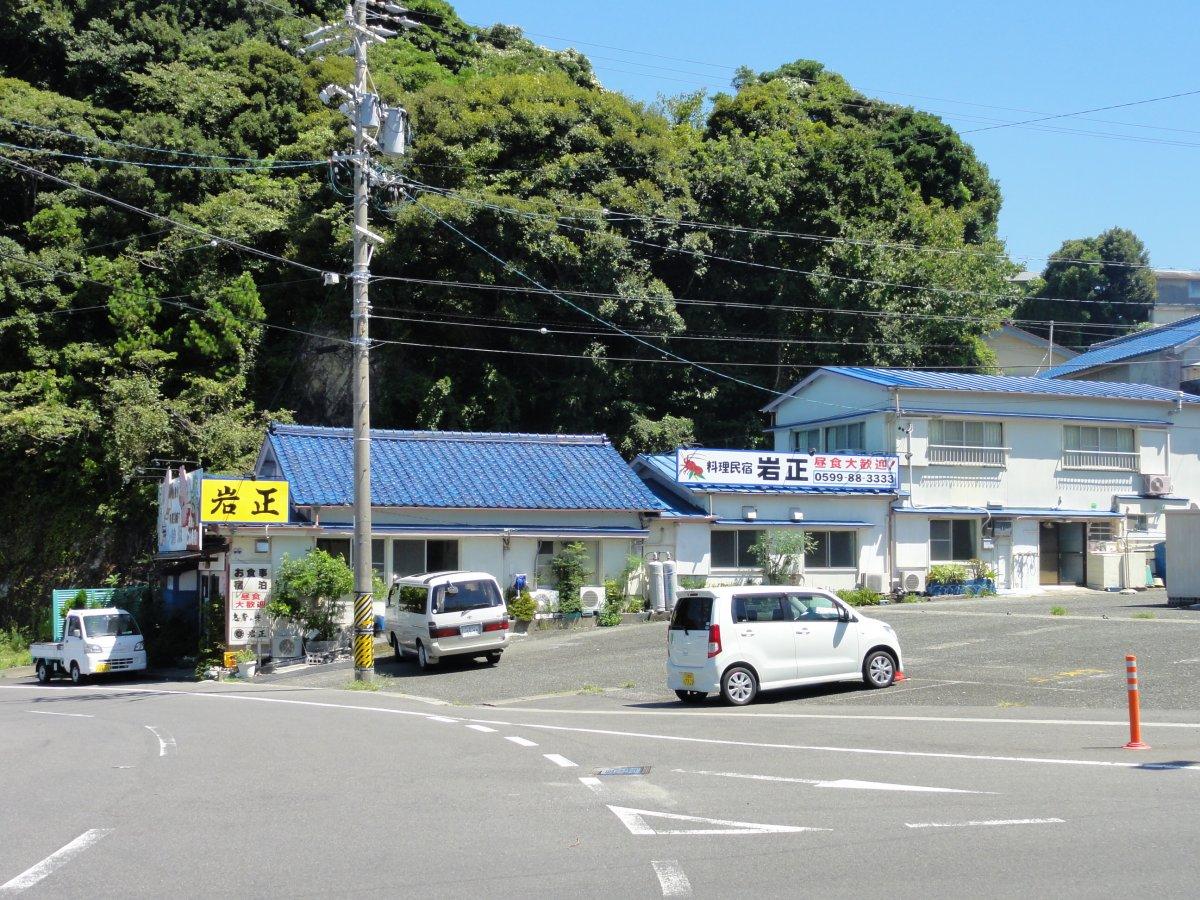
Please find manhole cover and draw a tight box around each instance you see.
[597,766,650,777]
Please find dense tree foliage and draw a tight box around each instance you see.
[0,0,1019,631]
[1016,227,1156,349]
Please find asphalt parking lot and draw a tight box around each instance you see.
[264,587,1200,711]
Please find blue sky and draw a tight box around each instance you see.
[453,0,1200,273]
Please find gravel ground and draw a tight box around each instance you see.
[258,587,1200,711]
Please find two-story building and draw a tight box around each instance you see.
[757,367,1200,591]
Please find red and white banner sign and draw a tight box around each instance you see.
[675,449,899,491]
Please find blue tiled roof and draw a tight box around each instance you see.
[267,425,661,510]
[1041,314,1200,378]
[822,366,1197,403]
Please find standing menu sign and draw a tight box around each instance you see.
[228,565,271,646]
[676,448,899,491]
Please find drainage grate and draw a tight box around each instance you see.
[596,766,650,777]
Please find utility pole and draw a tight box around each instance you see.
[302,0,417,682]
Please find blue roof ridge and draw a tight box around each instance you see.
[270,423,611,445]
[1087,312,1200,350]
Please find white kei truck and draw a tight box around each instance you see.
[29,608,148,684]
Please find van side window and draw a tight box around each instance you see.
[66,617,81,638]
[789,594,841,621]
[398,586,428,615]
[733,595,790,623]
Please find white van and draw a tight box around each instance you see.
[666,587,903,705]
[384,571,510,669]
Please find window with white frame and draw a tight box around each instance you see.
[928,419,1006,465]
[804,531,856,569]
[930,519,975,561]
[824,422,865,453]
[711,530,762,569]
[1063,425,1137,470]
[391,539,460,577]
[791,428,821,453]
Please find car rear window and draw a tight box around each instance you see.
[670,596,713,631]
[437,579,503,613]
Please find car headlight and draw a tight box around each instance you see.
[135,641,144,651]
[86,644,103,653]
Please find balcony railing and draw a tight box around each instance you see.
[927,444,1008,467]
[1061,450,1140,472]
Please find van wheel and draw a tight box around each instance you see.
[674,690,706,704]
[721,666,757,706]
[35,660,50,684]
[416,642,433,670]
[391,634,403,660]
[485,651,502,666]
[69,662,84,685]
[863,650,896,688]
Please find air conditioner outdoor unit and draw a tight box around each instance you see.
[863,573,886,593]
[898,570,926,594]
[1142,474,1172,496]
[579,586,605,616]
[272,629,302,660]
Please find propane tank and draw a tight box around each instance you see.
[662,555,678,611]
[647,556,665,613]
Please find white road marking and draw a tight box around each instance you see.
[465,724,496,733]
[501,721,1200,772]
[608,805,827,836]
[505,736,538,748]
[651,860,693,896]
[674,768,995,794]
[1009,624,1086,637]
[144,725,175,757]
[426,715,458,724]
[544,753,577,768]
[0,828,113,894]
[905,818,1065,829]
[883,609,1200,626]
[26,711,93,718]
[579,776,603,793]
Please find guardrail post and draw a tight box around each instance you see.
[1124,654,1151,750]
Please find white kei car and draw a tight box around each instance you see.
[666,586,903,705]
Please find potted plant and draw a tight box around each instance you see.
[507,588,537,634]
[550,542,591,623]
[233,647,257,678]
[266,549,353,663]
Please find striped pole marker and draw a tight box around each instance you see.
[1124,654,1150,750]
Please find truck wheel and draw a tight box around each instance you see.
[69,662,84,685]
[35,660,50,683]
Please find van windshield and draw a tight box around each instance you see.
[670,596,713,631]
[437,580,502,613]
[84,614,141,637]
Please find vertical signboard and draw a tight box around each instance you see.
[228,564,271,646]
[158,466,203,553]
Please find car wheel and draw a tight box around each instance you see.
[485,651,502,666]
[674,689,706,704]
[391,633,403,660]
[720,666,757,706]
[863,650,896,688]
[36,660,50,684]
[416,642,432,670]
[69,662,83,685]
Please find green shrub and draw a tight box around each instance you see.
[507,589,537,622]
[927,564,969,586]
[837,587,883,607]
[624,596,645,613]
[898,593,923,604]
[750,531,814,584]
[0,627,31,669]
[678,575,707,590]
[1050,605,1068,616]
[268,550,353,640]
[604,578,624,607]
[967,558,997,580]
[550,542,592,615]
[597,605,622,626]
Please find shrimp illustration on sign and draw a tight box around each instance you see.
[681,453,705,480]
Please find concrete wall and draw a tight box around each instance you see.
[1165,508,1200,605]
[984,329,1073,374]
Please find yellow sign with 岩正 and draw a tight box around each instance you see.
[200,478,289,524]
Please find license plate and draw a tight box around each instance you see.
[94,663,110,673]
[681,672,695,687]
[459,624,482,637]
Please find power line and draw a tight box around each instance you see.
[0,154,330,277]
[957,87,1200,137]
[0,139,327,172]
[404,181,1167,310]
